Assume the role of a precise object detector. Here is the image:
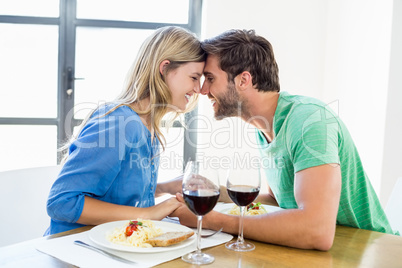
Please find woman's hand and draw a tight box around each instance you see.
[151,196,182,219]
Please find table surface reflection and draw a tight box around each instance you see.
[1,224,401,267]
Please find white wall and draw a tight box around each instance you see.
[381,0,402,205]
[322,0,394,201]
[200,0,398,205]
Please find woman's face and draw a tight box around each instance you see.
[165,61,205,111]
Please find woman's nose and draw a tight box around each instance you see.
[194,82,201,93]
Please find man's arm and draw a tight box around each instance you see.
[254,185,279,206]
[155,175,183,197]
[219,184,278,206]
[173,164,341,251]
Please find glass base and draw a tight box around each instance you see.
[225,240,255,252]
[181,251,215,265]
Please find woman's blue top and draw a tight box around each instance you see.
[45,104,160,235]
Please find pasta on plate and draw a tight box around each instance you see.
[228,202,268,216]
[107,219,162,248]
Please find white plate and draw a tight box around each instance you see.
[214,202,283,215]
[89,220,195,253]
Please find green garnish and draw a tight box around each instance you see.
[247,202,262,211]
[129,220,143,226]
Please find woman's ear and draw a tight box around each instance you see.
[159,60,170,76]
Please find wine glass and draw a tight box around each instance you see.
[181,161,220,265]
[225,163,261,251]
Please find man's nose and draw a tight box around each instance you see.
[200,82,210,95]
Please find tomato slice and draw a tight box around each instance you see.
[125,222,139,236]
[125,226,134,236]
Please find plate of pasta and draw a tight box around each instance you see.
[214,202,283,216]
[89,219,196,253]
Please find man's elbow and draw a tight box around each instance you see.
[310,228,335,251]
[313,236,334,251]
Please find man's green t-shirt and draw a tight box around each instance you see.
[257,91,396,235]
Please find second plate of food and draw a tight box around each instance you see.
[214,202,283,216]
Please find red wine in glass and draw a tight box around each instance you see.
[227,186,259,207]
[183,190,220,216]
[181,161,220,265]
[225,164,261,252]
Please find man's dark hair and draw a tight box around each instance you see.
[201,29,280,92]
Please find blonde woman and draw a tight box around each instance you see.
[45,26,205,235]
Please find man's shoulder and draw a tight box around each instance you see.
[275,92,343,144]
[273,92,331,138]
[280,92,328,110]
[279,92,338,123]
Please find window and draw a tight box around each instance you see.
[0,0,203,176]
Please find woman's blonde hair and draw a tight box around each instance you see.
[119,26,205,147]
[61,26,205,162]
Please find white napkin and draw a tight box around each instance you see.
[35,228,233,268]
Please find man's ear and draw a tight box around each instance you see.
[159,60,170,75]
[235,71,252,91]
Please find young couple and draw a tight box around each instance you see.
[46,26,396,250]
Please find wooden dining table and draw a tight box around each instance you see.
[1,222,401,268]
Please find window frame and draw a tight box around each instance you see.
[0,0,202,168]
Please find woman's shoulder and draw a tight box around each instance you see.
[84,103,144,134]
[92,103,138,118]
[88,103,143,126]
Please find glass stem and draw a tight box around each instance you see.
[237,206,245,244]
[196,215,203,254]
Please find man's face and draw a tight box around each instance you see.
[201,55,241,120]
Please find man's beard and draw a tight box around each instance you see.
[214,81,250,120]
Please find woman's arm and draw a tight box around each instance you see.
[76,196,181,226]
